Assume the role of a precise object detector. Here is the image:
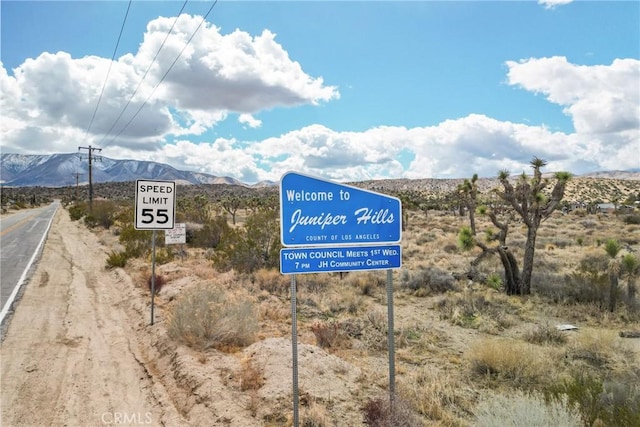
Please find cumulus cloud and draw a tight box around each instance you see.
[146,111,625,184]
[1,11,637,184]
[0,14,339,154]
[506,57,640,135]
[238,114,262,129]
[505,57,640,172]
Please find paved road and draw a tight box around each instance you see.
[0,201,59,323]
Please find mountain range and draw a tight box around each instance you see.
[0,153,271,188]
[1,153,639,188]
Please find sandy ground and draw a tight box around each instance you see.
[6,207,636,427]
[0,208,368,427]
[0,209,175,426]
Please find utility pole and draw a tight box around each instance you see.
[78,145,102,212]
[71,172,83,202]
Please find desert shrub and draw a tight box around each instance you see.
[571,209,587,217]
[68,203,87,221]
[545,370,640,427]
[362,395,423,427]
[118,224,152,258]
[400,266,457,296]
[579,218,599,229]
[475,390,580,427]
[252,268,290,295]
[89,200,117,229]
[531,270,565,301]
[524,322,568,345]
[485,272,503,290]
[213,209,280,273]
[402,366,468,425]
[189,216,229,249]
[346,273,385,296]
[146,274,166,295]
[623,214,640,225]
[544,253,610,308]
[297,274,326,293]
[468,338,553,387]
[565,329,622,369]
[310,320,349,349]
[239,357,265,391]
[301,401,330,427]
[83,213,98,228]
[105,250,128,269]
[436,293,515,330]
[153,247,174,265]
[167,285,258,351]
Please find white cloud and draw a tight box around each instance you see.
[238,114,262,129]
[538,0,573,10]
[0,12,637,184]
[146,110,632,184]
[506,57,640,136]
[0,14,338,154]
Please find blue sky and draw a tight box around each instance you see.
[1,0,638,183]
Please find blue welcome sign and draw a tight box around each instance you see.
[281,244,402,274]
[280,172,402,247]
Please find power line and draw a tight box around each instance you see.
[102,0,219,150]
[85,0,132,138]
[78,145,102,213]
[97,0,190,147]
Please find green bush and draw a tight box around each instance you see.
[212,209,280,273]
[68,203,87,221]
[90,200,117,229]
[83,213,98,228]
[118,224,152,258]
[485,273,503,290]
[167,286,258,351]
[105,250,128,269]
[189,216,229,249]
[545,371,640,427]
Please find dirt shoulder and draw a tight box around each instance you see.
[0,209,175,426]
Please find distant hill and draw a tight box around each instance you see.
[1,153,638,194]
[0,153,250,188]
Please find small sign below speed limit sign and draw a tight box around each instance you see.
[135,179,176,230]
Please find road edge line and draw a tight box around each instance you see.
[0,203,58,325]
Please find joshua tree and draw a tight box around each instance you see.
[621,252,639,304]
[221,195,242,225]
[459,157,571,295]
[458,174,479,235]
[604,239,622,312]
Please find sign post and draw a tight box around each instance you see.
[135,179,176,325]
[279,172,402,425]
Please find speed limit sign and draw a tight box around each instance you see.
[135,179,176,230]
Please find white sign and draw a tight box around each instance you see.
[135,179,176,230]
[165,223,186,245]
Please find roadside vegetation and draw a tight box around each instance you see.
[47,165,640,426]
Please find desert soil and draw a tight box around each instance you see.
[0,208,367,426]
[1,207,174,425]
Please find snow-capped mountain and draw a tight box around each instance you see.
[0,153,248,187]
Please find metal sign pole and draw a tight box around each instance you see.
[386,269,395,405]
[151,230,156,326]
[291,274,299,427]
